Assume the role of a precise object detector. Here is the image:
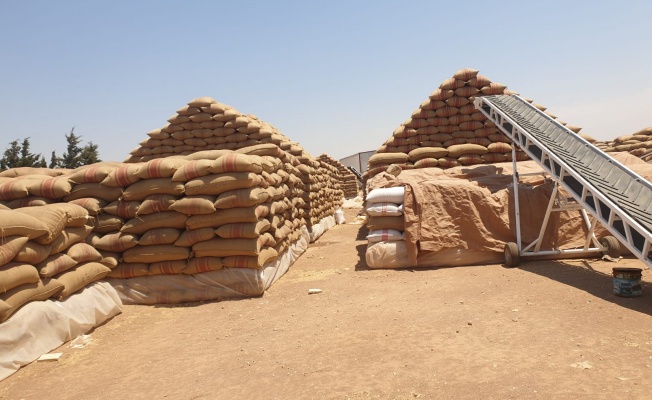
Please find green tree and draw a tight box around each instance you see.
[49,151,58,169]
[50,128,102,169]
[0,138,46,171]
[79,141,100,165]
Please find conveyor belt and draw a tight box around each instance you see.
[474,95,652,268]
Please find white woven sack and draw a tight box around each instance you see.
[365,186,405,204]
[365,202,403,217]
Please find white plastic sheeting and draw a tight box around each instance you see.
[308,215,336,243]
[0,282,123,381]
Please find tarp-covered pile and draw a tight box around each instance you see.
[364,153,652,269]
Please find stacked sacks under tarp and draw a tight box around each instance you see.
[363,68,583,181]
[317,154,360,199]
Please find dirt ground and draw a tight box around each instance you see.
[1,207,652,400]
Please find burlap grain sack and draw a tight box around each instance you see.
[49,225,93,254]
[3,196,52,208]
[187,96,218,108]
[148,260,187,275]
[23,176,72,199]
[487,142,513,153]
[182,257,223,274]
[235,143,282,158]
[171,159,214,182]
[0,262,40,293]
[174,227,216,247]
[458,154,485,166]
[123,244,190,263]
[0,278,64,323]
[136,158,187,179]
[207,153,264,174]
[64,183,123,202]
[13,204,88,244]
[13,241,52,264]
[101,164,142,187]
[480,82,507,95]
[103,200,140,219]
[91,214,124,234]
[67,197,107,216]
[176,105,202,116]
[215,219,271,239]
[54,261,111,300]
[368,152,409,166]
[453,68,479,80]
[413,158,440,168]
[0,236,29,266]
[168,195,217,215]
[408,147,448,162]
[429,88,455,101]
[65,243,101,264]
[447,143,489,158]
[185,172,263,196]
[188,112,213,123]
[214,187,271,209]
[0,167,66,178]
[38,253,78,278]
[138,228,181,246]
[136,194,178,215]
[108,263,149,278]
[439,78,466,90]
[121,211,188,234]
[94,232,139,252]
[122,179,184,201]
[68,164,119,184]
[186,204,271,229]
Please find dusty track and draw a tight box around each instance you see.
[2,208,651,400]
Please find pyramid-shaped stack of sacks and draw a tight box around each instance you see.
[317,154,360,199]
[0,169,117,322]
[589,127,652,162]
[126,97,342,238]
[363,68,582,180]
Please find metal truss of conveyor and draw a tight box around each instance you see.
[474,94,652,269]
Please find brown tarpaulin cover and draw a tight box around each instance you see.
[366,153,652,268]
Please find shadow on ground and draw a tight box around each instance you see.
[521,258,652,316]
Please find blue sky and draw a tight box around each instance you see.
[1,0,651,163]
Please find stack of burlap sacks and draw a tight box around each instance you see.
[590,127,652,162]
[0,172,116,322]
[0,96,350,315]
[0,146,311,310]
[363,68,583,180]
[317,154,360,199]
[126,97,343,234]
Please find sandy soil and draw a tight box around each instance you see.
[1,207,651,400]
